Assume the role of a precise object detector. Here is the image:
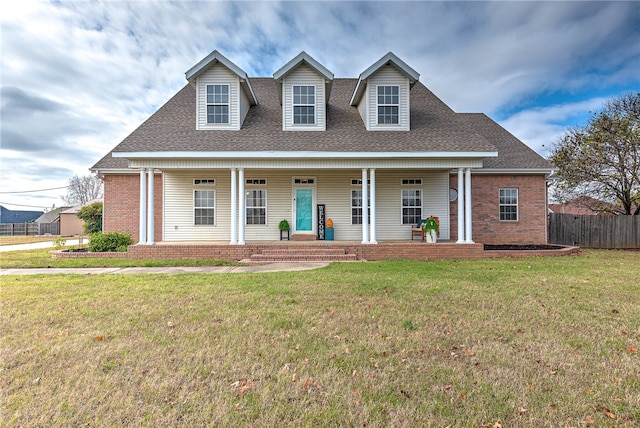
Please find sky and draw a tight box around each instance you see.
[1,0,639,211]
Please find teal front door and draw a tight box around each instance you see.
[295,188,313,232]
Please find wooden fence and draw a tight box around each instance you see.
[0,223,40,236]
[548,213,640,249]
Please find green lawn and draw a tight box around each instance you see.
[1,250,639,426]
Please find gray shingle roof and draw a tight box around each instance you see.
[92,78,550,172]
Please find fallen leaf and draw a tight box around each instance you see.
[517,407,528,414]
[167,321,175,328]
[627,345,638,353]
[493,421,502,428]
[95,335,103,341]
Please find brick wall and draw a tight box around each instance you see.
[103,174,163,242]
[449,174,548,245]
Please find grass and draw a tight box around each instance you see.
[1,250,639,426]
[0,248,234,268]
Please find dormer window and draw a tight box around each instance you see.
[206,84,229,124]
[293,85,315,125]
[377,85,399,125]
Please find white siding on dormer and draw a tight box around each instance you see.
[282,63,326,131]
[239,85,250,125]
[364,66,410,131]
[196,66,241,130]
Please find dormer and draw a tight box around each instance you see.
[185,50,258,131]
[350,52,420,131]
[273,52,334,131]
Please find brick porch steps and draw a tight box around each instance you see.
[247,246,359,262]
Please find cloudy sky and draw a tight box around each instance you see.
[1,1,638,211]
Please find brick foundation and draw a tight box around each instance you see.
[51,242,579,261]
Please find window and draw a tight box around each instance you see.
[206,84,229,124]
[499,188,518,221]
[401,189,422,225]
[194,179,215,185]
[350,179,371,225]
[245,179,267,225]
[377,85,399,124]
[293,85,315,124]
[194,190,215,225]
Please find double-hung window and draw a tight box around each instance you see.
[206,84,229,124]
[245,179,267,225]
[499,188,518,221]
[401,179,423,225]
[377,85,399,125]
[293,85,315,124]
[194,180,215,225]
[350,179,370,225]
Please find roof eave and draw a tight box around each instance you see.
[112,151,498,160]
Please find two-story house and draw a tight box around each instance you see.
[91,50,553,260]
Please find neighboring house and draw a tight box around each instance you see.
[549,196,626,216]
[35,206,71,235]
[0,205,43,224]
[92,50,553,249]
[59,199,101,235]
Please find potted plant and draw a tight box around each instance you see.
[424,216,439,243]
[278,219,290,240]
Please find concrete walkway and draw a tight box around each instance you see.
[0,262,330,275]
[0,239,85,252]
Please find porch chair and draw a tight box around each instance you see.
[411,219,427,241]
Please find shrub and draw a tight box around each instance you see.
[77,202,103,234]
[89,232,133,252]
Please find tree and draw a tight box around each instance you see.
[62,174,103,206]
[77,201,103,234]
[550,92,640,215]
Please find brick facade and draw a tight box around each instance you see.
[449,174,548,245]
[103,172,549,246]
[103,174,163,242]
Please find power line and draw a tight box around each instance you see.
[0,185,69,194]
[0,201,51,209]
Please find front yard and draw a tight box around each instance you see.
[1,250,638,426]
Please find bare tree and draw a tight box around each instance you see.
[549,92,640,215]
[62,174,103,206]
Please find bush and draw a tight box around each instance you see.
[77,202,103,234]
[89,232,133,252]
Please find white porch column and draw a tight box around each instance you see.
[369,168,377,244]
[361,168,369,244]
[138,169,147,245]
[238,168,245,245]
[230,168,237,245]
[464,168,474,243]
[456,168,465,243]
[146,169,155,245]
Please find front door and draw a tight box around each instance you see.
[294,188,314,233]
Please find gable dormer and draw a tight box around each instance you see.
[273,52,334,131]
[185,50,257,131]
[350,52,420,131]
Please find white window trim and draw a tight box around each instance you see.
[350,179,370,225]
[400,188,423,225]
[376,85,400,126]
[206,84,230,125]
[499,188,519,222]
[193,189,216,226]
[292,85,316,125]
[245,179,267,226]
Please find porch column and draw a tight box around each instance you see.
[456,168,465,243]
[138,169,147,245]
[230,168,237,245]
[238,168,245,245]
[146,169,155,245]
[464,168,474,243]
[369,168,377,244]
[361,168,369,244]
